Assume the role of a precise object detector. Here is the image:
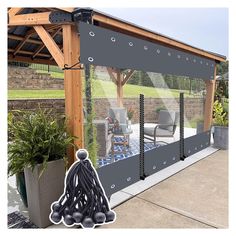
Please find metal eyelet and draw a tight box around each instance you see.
[127,177,131,182]
[144,46,148,50]
[156,49,160,54]
[163,161,167,165]
[177,55,181,59]
[153,165,157,170]
[129,42,133,46]
[111,37,116,42]
[89,31,95,37]
[111,184,115,189]
[168,52,171,56]
[88,57,94,62]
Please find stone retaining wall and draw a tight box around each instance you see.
[8,97,204,123]
[8,66,64,89]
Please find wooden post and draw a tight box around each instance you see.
[117,70,123,107]
[63,24,84,165]
[203,66,216,131]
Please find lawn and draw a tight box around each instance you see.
[8,79,193,99]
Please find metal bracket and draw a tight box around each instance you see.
[72,8,93,24]
[49,11,72,23]
[62,58,83,70]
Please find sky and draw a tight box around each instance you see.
[96,8,228,58]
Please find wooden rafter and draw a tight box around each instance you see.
[8,54,57,65]
[8,48,51,57]
[8,8,23,18]
[13,31,36,56]
[33,28,61,59]
[8,34,42,44]
[8,12,52,26]
[106,68,117,85]
[122,70,134,86]
[34,25,64,68]
[55,8,75,13]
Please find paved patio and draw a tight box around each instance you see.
[8,149,228,228]
[102,150,228,228]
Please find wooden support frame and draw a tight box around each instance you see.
[8,8,23,18]
[122,70,134,86]
[117,70,123,107]
[8,12,52,26]
[106,68,117,85]
[8,54,57,65]
[34,25,64,68]
[204,66,216,131]
[63,24,84,164]
[33,28,61,58]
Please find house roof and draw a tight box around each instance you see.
[8,7,226,67]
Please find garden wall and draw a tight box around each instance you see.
[8,98,204,123]
[8,66,64,89]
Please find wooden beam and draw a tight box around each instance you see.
[8,12,51,26]
[122,70,134,86]
[8,54,57,65]
[55,8,75,13]
[204,66,216,131]
[34,25,64,68]
[13,31,36,56]
[117,70,123,107]
[8,48,51,57]
[8,8,23,18]
[63,24,84,164]
[93,13,225,62]
[33,28,61,58]
[106,67,117,85]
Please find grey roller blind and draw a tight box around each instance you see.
[79,22,215,80]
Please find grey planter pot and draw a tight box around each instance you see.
[213,126,228,150]
[196,122,204,134]
[24,159,65,228]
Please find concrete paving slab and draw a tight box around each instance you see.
[121,146,218,196]
[138,150,228,228]
[102,197,212,228]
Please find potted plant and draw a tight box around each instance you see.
[8,109,76,227]
[127,107,135,128]
[192,116,204,134]
[212,100,228,149]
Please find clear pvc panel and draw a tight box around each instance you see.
[83,65,141,168]
[183,77,206,138]
[141,72,180,147]
[82,65,206,168]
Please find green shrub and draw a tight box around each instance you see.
[8,109,76,177]
[213,100,228,127]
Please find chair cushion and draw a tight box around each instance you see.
[158,110,175,132]
[144,126,173,137]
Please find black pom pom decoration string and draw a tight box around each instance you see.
[49,149,116,228]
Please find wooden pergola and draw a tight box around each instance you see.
[8,7,226,162]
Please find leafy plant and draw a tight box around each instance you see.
[127,107,135,120]
[8,109,76,177]
[155,106,166,113]
[84,65,98,167]
[213,100,228,127]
